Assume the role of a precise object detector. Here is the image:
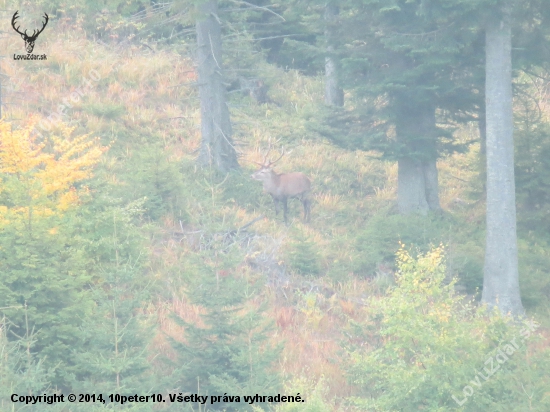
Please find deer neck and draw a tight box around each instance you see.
[264,170,281,192]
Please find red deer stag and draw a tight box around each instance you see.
[251,146,311,224]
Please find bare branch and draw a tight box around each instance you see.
[227,0,285,22]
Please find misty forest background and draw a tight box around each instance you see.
[1,0,550,410]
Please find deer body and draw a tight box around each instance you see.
[252,158,311,224]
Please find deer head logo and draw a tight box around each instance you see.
[11,11,49,54]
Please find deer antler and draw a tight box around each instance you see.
[255,138,285,167]
[30,13,49,39]
[267,146,285,167]
[261,145,272,166]
[11,11,25,36]
[11,11,48,40]
[243,153,267,166]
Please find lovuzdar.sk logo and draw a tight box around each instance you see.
[12,10,48,60]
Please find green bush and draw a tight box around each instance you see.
[287,230,321,276]
[353,211,446,276]
[449,240,484,294]
[344,245,550,411]
[518,238,550,309]
[273,377,333,412]
[121,144,187,221]
[170,252,281,412]
[353,211,485,294]
[222,169,264,211]
[515,116,550,236]
[83,103,125,120]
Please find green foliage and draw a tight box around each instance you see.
[515,97,550,235]
[353,211,484,292]
[354,212,445,275]
[511,72,550,310]
[307,105,384,153]
[287,229,321,276]
[0,319,56,411]
[314,0,484,161]
[121,144,187,221]
[0,158,157,394]
[67,200,156,398]
[222,169,264,211]
[222,0,324,74]
[448,240,484,295]
[274,377,332,412]
[83,103,126,120]
[27,0,147,42]
[2,2,550,408]
[345,246,550,411]
[0,212,95,390]
[170,253,282,411]
[518,238,550,309]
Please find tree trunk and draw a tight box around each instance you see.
[398,157,429,215]
[478,101,487,199]
[423,158,441,211]
[397,104,441,214]
[324,2,343,107]
[196,0,239,172]
[482,5,524,317]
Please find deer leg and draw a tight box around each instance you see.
[303,198,311,222]
[270,195,280,216]
[282,197,288,225]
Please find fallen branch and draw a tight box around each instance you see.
[237,215,264,233]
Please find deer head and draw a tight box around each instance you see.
[251,144,285,182]
[12,11,49,54]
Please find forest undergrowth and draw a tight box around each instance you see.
[2,26,550,410]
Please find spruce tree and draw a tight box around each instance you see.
[313,0,486,214]
[68,200,156,398]
[0,205,95,390]
[170,252,281,411]
[0,314,57,411]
